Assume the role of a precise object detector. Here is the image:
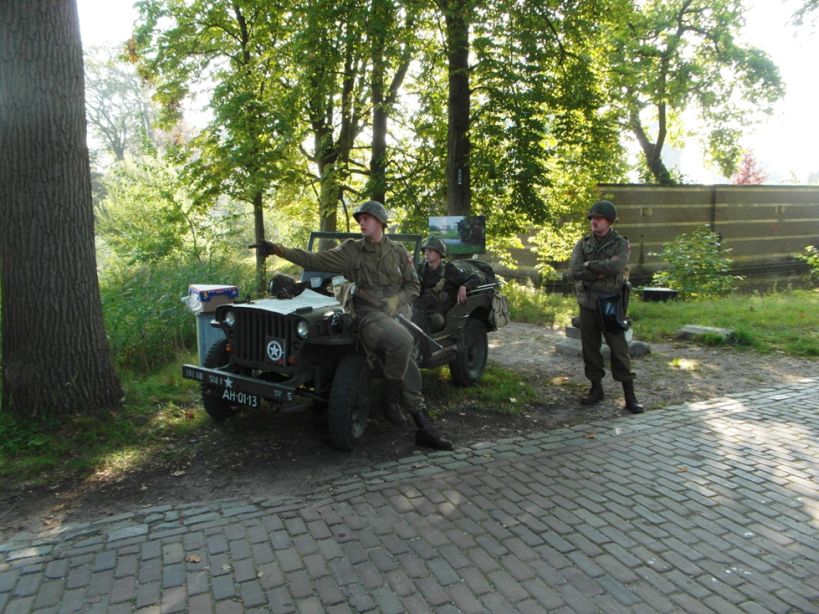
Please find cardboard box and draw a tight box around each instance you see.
[187,284,239,314]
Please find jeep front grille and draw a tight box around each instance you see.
[232,310,292,366]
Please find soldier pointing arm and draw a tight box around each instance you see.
[252,201,453,451]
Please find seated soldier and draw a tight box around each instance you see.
[412,237,480,333]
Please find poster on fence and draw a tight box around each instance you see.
[427,215,486,255]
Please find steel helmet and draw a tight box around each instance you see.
[352,200,389,225]
[587,200,617,222]
[422,237,447,257]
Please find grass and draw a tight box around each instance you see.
[628,288,819,356]
[505,280,819,357]
[0,356,204,484]
[502,279,576,328]
[423,364,539,416]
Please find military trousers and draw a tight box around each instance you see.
[579,304,635,383]
[358,311,425,413]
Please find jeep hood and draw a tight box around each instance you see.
[235,289,342,316]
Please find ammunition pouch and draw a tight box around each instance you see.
[598,284,631,334]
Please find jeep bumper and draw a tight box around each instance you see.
[182,364,297,403]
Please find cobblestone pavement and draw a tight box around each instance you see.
[2,380,818,613]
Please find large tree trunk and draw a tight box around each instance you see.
[0,0,122,416]
[440,0,471,216]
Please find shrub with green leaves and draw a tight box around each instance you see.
[650,227,742,299]
[99,258,254,372]
[501,279,576,327]
[796,245,819,284]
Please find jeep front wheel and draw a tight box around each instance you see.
[201,339,240,421]
[327,352,371,451]
[450,318,488,387]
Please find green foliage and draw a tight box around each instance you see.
[501,280,577,328]
[608,0,784,182]
[796,245,819,284]
[129,0,637,271]
[391,1,628,265]
[99,257,254,372]
[96,154,255,268]
[97,155,194,264]
[650,227,742,299]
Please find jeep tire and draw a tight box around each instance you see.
[327,352,371,450]
[201,338,241,421]
[449,318,488,387]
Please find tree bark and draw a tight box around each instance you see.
[440,0,471,216]
[369,0,388,205]
[252,190,267,294]
[629,108,674,185]
[0,0,122,416]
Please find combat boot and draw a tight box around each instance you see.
[381,380,406,425]
[580,381,604,405]
[623,381,644,414]
[411,410,454,451]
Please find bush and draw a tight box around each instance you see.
[100,258,254,372]
[501,279,576,327]
[651,227,742,299]
[796,245,819,285]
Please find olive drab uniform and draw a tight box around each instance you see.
[569,228,635,384]
[413,261,480,333]
[279,237,428,412]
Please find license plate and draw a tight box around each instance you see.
[220,388,259,408]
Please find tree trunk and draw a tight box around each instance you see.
[0,0,122,416]
[630,107,674,185]
[252,190,267,294]
[370,59,387,205]
[440,0,471,216]
[369,0,389,205]
[318,159,340,234]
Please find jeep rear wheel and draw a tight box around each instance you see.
[450,318,488,387]
[327,352,371,451]
[202,338,241,421]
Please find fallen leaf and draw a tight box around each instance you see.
[185,555,201,563]
[584,432,597,440]
[678,466,688,473]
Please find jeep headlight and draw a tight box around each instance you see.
[296,319,310,339]
[223,310,236,327]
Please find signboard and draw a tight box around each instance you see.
[427,215,486,255]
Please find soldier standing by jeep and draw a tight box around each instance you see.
[252,200,454,451]
[569,200,644,414]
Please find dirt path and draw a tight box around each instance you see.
[2,322,817,540]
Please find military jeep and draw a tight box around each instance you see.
[181,231,507,451]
